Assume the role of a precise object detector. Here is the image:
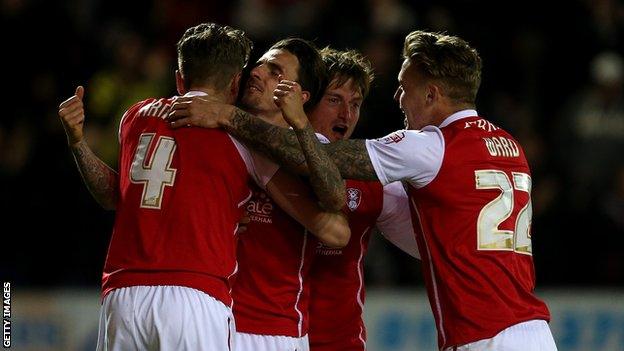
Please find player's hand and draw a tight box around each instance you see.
[167,96,234,129]
[273,76,308,130]
[58,86,86,147]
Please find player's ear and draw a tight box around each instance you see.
[301,90,311,104]
[175,70,187,95]
[426,83,440,105]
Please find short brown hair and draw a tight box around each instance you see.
[177,23,252,91]
[403,31,481,104]
[269,38,327,112]
[320,47,374,98]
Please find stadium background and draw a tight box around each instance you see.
[2,0,623,350]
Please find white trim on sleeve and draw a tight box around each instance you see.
[229,135,279,189]
[365,128,445,188]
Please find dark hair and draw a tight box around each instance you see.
[177,23,253,91]
[403,30,482,104]
[269,38,327,112]
[320,47,374,98]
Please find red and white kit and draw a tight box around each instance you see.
[308,180,417,351]
[232,181,316,350]
[98,91,276,351]
[366,109,555,350]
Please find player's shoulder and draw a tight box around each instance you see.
[375,128,443,146]
[129,97,160,113]
[448,116,513,135]
[446,116,528,163]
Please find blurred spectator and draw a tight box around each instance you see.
[556,51,624,210]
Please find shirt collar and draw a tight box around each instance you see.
[439,109,478,128]
[184,90,208,97]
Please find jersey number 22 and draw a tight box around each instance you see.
[475,170,532,255]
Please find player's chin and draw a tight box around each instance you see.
[241,95,260,108]
[331,131,347,141]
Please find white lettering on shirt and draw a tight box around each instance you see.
[483,137,519,157]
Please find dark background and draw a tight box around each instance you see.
[2,0,623,289]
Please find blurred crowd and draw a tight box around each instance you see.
[2,0,623,288]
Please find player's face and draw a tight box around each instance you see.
[394,59,434,130]
[240,49,300,114]
[309,78,363,142]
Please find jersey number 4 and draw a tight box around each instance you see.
[475,170,532,255]
[130,133,177,209]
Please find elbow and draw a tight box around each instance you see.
[99,200,117,211]
[97,193,118,211]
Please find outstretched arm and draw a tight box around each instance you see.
[167,97,379,181]
[58,86,118,210]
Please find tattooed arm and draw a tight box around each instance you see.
[70,141,119,210]
[274,79,345,211]
[289,124,344,211]
[59,86,118,210]
[166,96,379,181]
[225,107,379,181]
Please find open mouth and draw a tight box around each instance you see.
[332,124,348,138]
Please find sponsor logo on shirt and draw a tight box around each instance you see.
[346,188,362,211]
[379,131,406,144]
[246,191,274,224]
[316,241,343,256]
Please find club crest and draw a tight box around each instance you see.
[346,188,362,211]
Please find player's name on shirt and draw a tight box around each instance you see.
[138,99,175,118]
[463,118,520,158]
[137,99,173,119]
[483,136,520,158]
[463,118,499,132]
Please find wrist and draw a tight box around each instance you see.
[223,106,241,128]
[290,112,309,131]
[69,138,85,149]
[293,121,313,136]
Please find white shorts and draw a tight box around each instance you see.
[444,319,557,351]
[96,285,235,351]
[235,332,309,351]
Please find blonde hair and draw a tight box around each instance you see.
[403,31,482,104]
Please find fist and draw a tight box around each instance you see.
[273,78,308,129]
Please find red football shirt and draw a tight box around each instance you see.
[308,180,381,350]
[102,94,275,307]
[308,180,417,351]
[232,182,317,337]
[366,110,550,349]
